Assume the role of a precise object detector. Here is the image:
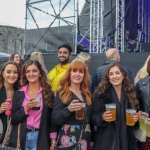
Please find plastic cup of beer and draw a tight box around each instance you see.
[105,103,116,121]
[75,103,85,120]
[145,118,150,137]
[5,99,12,116]
[126,109,136,126]
[139,112,148,131]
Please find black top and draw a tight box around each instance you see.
[9,90,56,150]
[0,87,8,144]
[0,86,18,144]
[136,76,150,115]
[91,86,138,150]
[51,92,92,126]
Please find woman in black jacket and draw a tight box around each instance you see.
[51,61,92,149]
[135,55,150,150]
[91,62,139,150]
[9,60,56,150]
[0,61,20,144]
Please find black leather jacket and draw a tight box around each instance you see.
[136,76,150,115]
[91,60,133,93]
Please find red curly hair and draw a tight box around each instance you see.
[59,61,91,105]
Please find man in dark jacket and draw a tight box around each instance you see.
[91,48,133,93]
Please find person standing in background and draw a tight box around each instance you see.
[30,51,48,74]
[9,53,23,75]
[72,52,91,67]
[0,61,20,144]
[91,48,133,93]
[47,43,72,92]
[9,60,56,150]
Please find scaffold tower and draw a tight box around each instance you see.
[89,0,104,53]
[138,0,150,44]
[24,0,79,54]
[115,0,125,52]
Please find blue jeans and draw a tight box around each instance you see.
[25,131,39,150]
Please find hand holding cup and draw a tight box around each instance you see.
[102,110,115,122]
[68,100,83,112]
[132,112,139,122]
[25,98,39,112]
[0,101,11,114]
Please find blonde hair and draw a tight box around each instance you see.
[134,55,150,84]
[72,52,91,63]
[30,52,47,73]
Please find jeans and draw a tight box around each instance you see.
[25,131,39,150]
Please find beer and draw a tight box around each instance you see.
[139,113,148,131]
[145,119,150,137]
[126,109,136,126]
[105,103,116,121]
[75,103,85,120]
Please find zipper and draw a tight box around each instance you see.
[111,121,118,150]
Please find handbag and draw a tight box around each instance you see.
[55,104,87,150]
[134,128,146,142]
[0,118,21,150]
[54,143,81,150]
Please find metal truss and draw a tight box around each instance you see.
[24,0,79,54]
[115,0,125,53]
[138,0,150,44]
[89,0,104,53]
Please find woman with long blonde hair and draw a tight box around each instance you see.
[52,61,92,150]
[136,55,150,150]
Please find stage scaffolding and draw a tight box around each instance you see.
[89,0,104,53]
[89,0,125,53]
[115,0,125,53]
[24,0,79,55]
[24,0,150,55]
[136,0,150,52]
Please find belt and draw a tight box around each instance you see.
[26,127,39,132]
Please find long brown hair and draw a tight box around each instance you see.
[59,61,91,105]
[23,60,54,107]
[0,61,20,89]
[94,62,139,109]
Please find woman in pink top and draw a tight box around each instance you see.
[9,60,56,150]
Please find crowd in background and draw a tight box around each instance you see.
[0,44,150,150]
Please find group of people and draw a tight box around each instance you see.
[0,43,150,150]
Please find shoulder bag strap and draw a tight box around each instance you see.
[2,118,11,146]
[2,118,21,149]
[16,123,21,149]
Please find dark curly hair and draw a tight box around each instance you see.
[23,60,54,108]
[94,62,139,109]
[0,61,20,89]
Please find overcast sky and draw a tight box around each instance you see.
[0,0,85,29]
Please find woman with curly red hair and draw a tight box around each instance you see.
[51,61,92,149]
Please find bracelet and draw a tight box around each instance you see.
[51,140,56,145]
